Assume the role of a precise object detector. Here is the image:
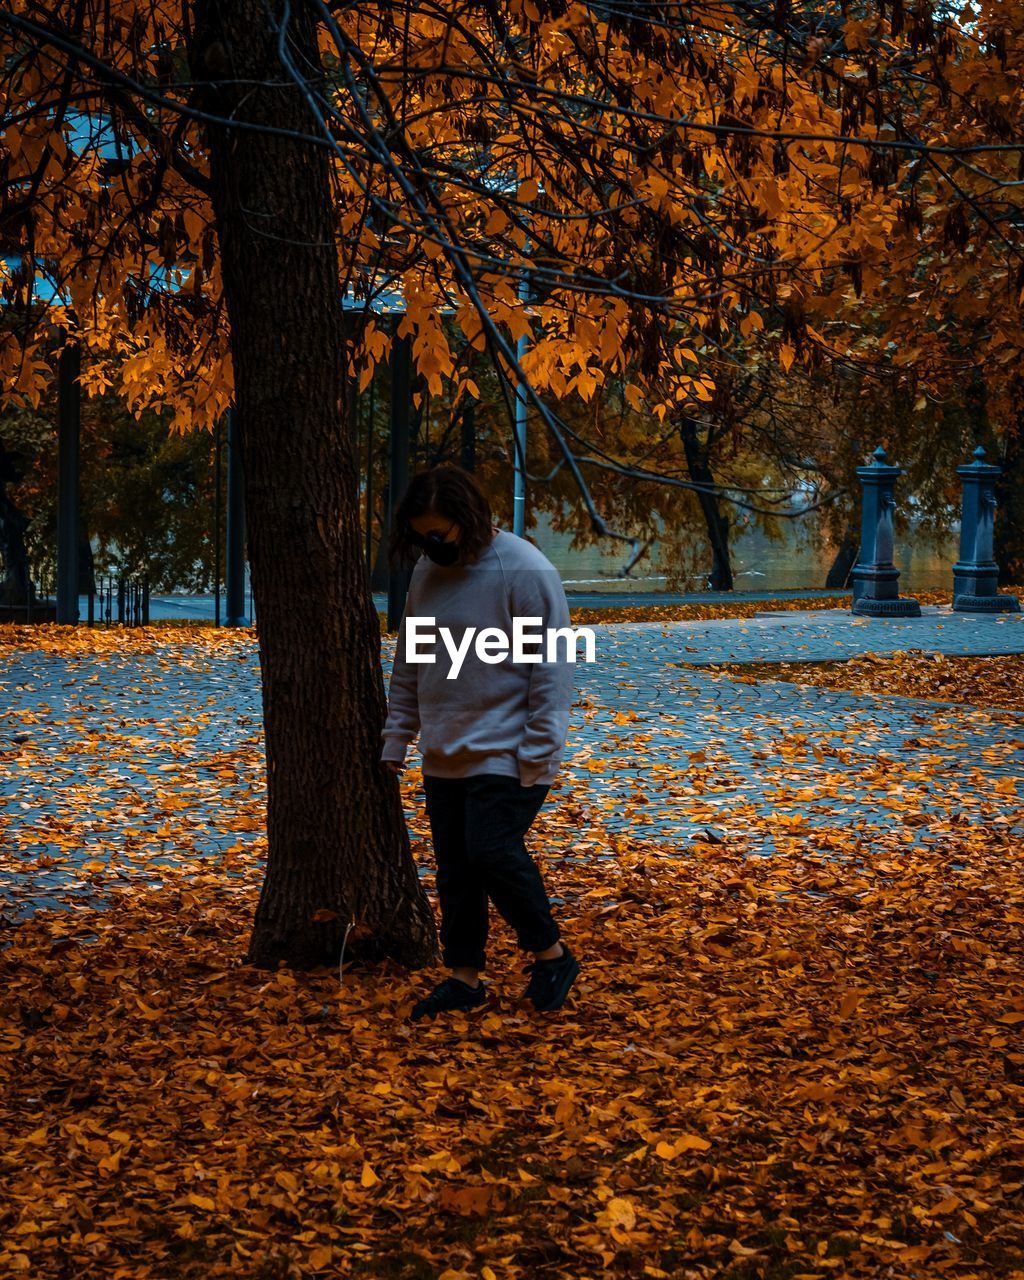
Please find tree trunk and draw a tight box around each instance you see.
[995,409,1024,588]
[0,444,32,605]
[78,529,96,597]
[192,0,437,970]
[460,398,477,472]
[370,489,390,592]
[678,416,733,590]
[825,525,859,588]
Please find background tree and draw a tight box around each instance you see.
[1,387,234,594]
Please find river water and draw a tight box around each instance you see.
[529,511,960,594]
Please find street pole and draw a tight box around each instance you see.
[386,325,413,631]
[512,268,529,537]
[213,416,222,626]
[56,336,81,625]
[365,378,376,570]
[225,407,248,626]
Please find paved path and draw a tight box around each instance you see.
[0,644,264,916]
[560,621,1023,858]
[633,604,1024,665]
[1,612,1022,917]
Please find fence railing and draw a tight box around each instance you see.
[0,557,151,625]
[88,575,150,626]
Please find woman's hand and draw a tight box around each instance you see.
[382,760,405,775]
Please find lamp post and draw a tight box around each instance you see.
[344,286,458,630]
[512,267,530,537]
[224,407,248,626]
[56,335,81,625]
[474,173,538,537]
[386,324,413,632]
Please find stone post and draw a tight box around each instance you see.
[952,446,1021,612]
[850,448,921,616]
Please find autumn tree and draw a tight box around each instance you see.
[796,2,1024,579]
[3,0,1022,967]
[1,387,239,594]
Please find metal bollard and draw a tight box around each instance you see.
[952,446,1021,613]
[850,447,921,617]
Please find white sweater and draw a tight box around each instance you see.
[381,530,575,786]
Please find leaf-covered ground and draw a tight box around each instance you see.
[705,651,1024,714]
[2,622,1024,1279]
[567,591,953,628]
[3,837,1024,1280]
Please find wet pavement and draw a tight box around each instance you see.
[2,611,1022,917]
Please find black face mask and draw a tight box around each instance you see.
[408,528,460,567]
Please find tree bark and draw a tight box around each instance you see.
[678,416,733,590]
[460,397,477,472]
[0,443,33,605]
[825,525,859,588]
[78,528,95,597]
[370,496,390,593]
[995,411,1024,588]
[191,0,437,970]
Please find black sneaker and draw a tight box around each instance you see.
[524,944,580,1011]
[410,976,487,1022]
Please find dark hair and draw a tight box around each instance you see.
[389,465,494,567]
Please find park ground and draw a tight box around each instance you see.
[1,599,1024,1279]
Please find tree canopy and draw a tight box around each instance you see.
[3,0,1022,516]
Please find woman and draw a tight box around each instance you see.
[381,464,580,1020]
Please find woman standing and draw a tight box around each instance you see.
[381,464,580,1020]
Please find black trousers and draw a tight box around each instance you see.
[422,773,561,971]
